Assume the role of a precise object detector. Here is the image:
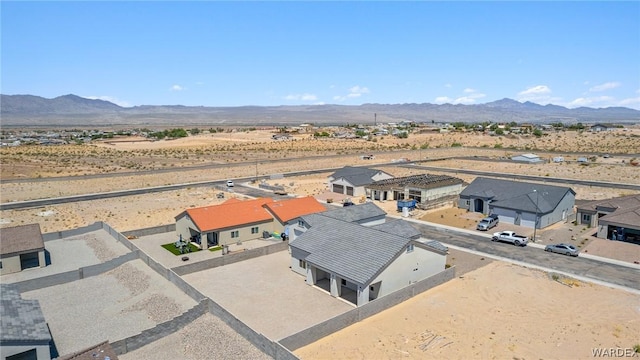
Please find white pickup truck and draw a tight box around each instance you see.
[492,231,529,246]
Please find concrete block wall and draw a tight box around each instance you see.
[13,252,139,292]
[279,266,456,352]
[172,240,289,276]
[122,224,176,238]
[111,300,208,355]
[42,222,102,241]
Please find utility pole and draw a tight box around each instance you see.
[533,189,539,242]
[374,113,377,126]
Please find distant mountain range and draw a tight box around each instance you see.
[2,94,639,127]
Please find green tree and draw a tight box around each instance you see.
[533,129,543,137]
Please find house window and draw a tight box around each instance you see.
[465,200,470,206]
[298,219,305,227]
[370,285,375,291]
[231,230,239,238]
[582,214,591,223]
[0,261,2,269]
[299,259,306,269]
[341,279,347,286]
[407,244,414,253]
[251,226,259,234]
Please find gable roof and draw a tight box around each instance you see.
[577,194,640,212]
[600,205,640,226]
[0,223,44,256]
[263,196,327,223]
[290,217,412,285]
[370,219,422,239]
[329,166,390,186]
[0,283,51,343]
[460,177,575,214]
[319,202,387,223]
[178,198,274,232]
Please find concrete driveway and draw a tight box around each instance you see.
[182,250,354,340]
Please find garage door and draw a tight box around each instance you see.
[492,208,516,225]
[332,184,344,194]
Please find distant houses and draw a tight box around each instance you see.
[511,153,545,163]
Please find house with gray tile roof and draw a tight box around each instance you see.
[1,283,53,360]
[289,206,447,306]
[328,166,393,198]
[1,223,47,275]
[576,194,640,243]
[459,177,575,231]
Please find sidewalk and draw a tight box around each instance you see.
[394,214,640,270]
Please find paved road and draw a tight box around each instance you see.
[404,163,640,191]
[411,221,640,291]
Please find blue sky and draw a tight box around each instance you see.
[2,1,639,109]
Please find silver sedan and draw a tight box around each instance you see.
[545,243,579,257]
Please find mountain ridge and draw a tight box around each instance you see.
[2,94,639,126]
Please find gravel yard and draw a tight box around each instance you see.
[119,313,272,360]
[183,250,354,340]
[22,259,197,356]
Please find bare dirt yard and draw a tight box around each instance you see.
[294,261,640,360]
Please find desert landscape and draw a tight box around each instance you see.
[1,126,640,359]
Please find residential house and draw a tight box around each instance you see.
[590,123,616,132]
[576,194,640,243]
[289,207,448,306]
[0,284,52,360]
[366,174,464,205]
[459,177,575,229]
[328,166,393,198]
[175,196,326,249]
[0,224,47,275]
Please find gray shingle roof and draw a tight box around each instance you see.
[330,166,389,186]
[460,177,574,214]
[291,218,411,285]
[0,223,44,256]
[0,283,51,343]
[318,202,387,223]
[370,219,422,239]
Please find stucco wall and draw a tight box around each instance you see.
[0,255,21,275]
[370,245,445,299]
[216,220,274,246]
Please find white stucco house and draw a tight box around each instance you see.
[288,204,448,306]
[0,224,47,275]
[328,166,393,198]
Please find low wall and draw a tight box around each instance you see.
[279,266,456,351]
[111,300,208,355]
[13,251,138,293]
[42,222,103,241]
[172,240,289,276]
[122,224,176,238]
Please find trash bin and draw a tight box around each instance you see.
[263,230,270,239]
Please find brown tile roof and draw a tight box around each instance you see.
[178,198,274,232]
[57,341,119,360]
[600,205,640,227]
[263,196,327,223]
[0,223,44,256]
[577,194,640,212]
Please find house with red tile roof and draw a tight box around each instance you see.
[175,196,326,249]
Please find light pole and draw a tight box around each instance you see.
[533,189,539,242]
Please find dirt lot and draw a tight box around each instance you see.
[294,261,640,360]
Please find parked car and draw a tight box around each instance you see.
[226,180,234,187]
[492,231,529,246]
[545,243,579,257]
[477,214,499,231]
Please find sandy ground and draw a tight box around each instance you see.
[294,261,640,360]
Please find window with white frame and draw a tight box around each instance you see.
[298,219,305,227]
[582,214,591,223]
[299,259,306,269]
[231,230,239,238]
[251,226,259,234]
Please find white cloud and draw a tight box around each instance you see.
[589,82,621,92]
[618,97,640,107]
[516,85,560,105]
[453,96,477,105]
[434,96,452,104]
[463,88,476,93]
[170,85,185,91]
[84,95,131,107]
[567,96,614,108]
[444,83,452,88]
[333,85,370,102]
[284,93,318,101]
[518,85,551,96]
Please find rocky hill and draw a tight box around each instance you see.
[2,94,639,126]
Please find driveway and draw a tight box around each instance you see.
[182,250,354,340]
